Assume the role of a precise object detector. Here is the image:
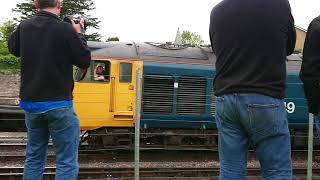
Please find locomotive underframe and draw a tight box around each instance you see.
[81,127,320,151]
[82,127,218,150]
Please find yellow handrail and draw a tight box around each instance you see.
[109,77,115,112]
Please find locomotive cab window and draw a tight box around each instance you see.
[74,60,110,83]
[119,63,132,83]
[73,66,87,82]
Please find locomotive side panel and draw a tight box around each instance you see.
[285,73,309,128]
[141,62,215,129]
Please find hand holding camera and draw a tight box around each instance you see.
[72,18,86,34]
[63,17,88,34]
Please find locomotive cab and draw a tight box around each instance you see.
[73,42,143,130]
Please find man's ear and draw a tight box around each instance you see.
[34,0,40,9]
[57,0,61,10]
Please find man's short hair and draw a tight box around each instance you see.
[35,0,58,9]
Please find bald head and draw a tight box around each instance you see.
[34,0,61,16]
[34,0,60,10]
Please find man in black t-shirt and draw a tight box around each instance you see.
[300,16,320,138]
[8,0,91,179]
[210,0,296,179]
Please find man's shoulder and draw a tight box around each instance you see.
[312,16,320,25]
[308,16,320,33]
[212,0,292,18]
[211,0,229,14]
[19,15,70,27]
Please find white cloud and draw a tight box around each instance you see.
[0,0,319,43]
[290,0,320,30]
[92,0,217,42]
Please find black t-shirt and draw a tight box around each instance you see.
[8,11,91,101]
[210,0,296,99]
[300,16,320,114]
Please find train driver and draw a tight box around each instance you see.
[94,65,107,81]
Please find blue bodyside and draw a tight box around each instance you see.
[141,62,309,129]
[285,72,309,128]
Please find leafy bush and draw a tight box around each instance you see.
[294,49,302,54]
[181,31,204,47]
[0,55,20,67]
[0,42,9,56]
[0,21,19,73]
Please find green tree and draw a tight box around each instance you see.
[13,0,102,41]
[0,42,9,56]
[0,21,20,73]
[181,31,204,47]
[0,20,16,56]
[0,20,15,44]
[106,37,120,42]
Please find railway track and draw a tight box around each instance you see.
[0,153,218,165]
[0,132,219,151]
[0,134,320,157]
[1,106,320,179]
[0,142,319,169]
[0,143,218,162]
[0,167,319,180]
[1,131,320,152]
[0,167,218,179]
[1,141,320,158]
[1,134,320,179]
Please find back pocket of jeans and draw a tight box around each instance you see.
[215,96,225,118]
[247,103,280,142]
[48,108,73,132]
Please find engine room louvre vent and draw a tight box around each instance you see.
[177,77,207,115]
[143,75,174,114]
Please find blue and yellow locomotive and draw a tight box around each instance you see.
[73,41,308,149]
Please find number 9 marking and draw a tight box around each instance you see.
[284,102,295,114]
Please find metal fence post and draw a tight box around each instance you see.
[307,113,314,180]
[134,67,141,180]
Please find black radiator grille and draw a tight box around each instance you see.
[143,75,174,114]
[177,77,207,115]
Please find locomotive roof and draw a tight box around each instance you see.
[88,41,302,70]
[88,41,216,65]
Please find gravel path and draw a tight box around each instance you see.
[0,74,20,105]
[0,75,19,97]
[0,155,317,169]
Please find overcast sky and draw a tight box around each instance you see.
[0,0,319,43]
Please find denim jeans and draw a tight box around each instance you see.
[315,114,320,138]
[23,108,80,180]
[215,94,292,180]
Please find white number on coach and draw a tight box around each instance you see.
[284,102,295,114]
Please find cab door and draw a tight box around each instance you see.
[113,61,137,120]
[73,60,113,130]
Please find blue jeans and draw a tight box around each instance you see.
[315,114,320,138]
[23,108,80,180]
[216,94,292,180]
